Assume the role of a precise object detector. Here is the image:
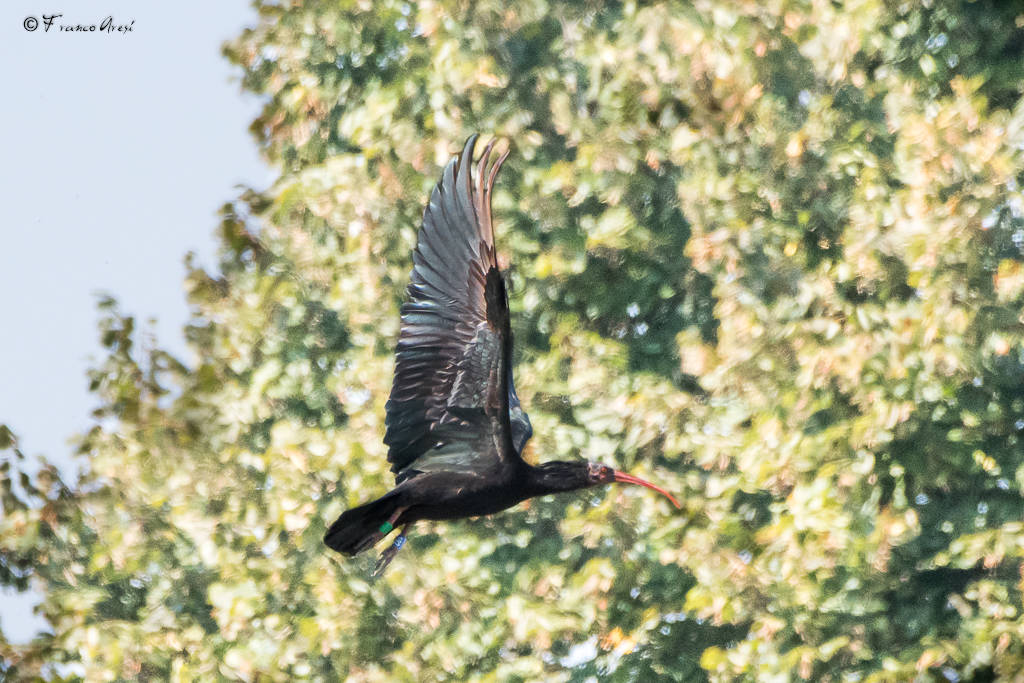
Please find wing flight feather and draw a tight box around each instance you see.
[384,136,532,483]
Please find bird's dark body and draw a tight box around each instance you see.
[323,135,679,569]
[391,468,530,522]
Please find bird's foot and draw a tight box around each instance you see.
[372,530,407,577]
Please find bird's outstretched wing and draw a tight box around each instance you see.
[384,135,533,483]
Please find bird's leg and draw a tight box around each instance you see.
[353,506,407,555]
[372,524,410,577]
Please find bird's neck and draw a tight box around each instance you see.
[523,461,590,497]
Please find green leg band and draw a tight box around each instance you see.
[379,521,394,534]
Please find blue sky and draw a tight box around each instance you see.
[1,0,272,642]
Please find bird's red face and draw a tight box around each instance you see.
[586,462,617,484]
[587,462,682,508]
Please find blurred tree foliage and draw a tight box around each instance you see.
[4,0,1024,680]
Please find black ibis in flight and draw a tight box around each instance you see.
[324,135,681,575]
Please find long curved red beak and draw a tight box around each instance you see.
[613,471,681,509]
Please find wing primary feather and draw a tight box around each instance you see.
[457,135,480,235]
[475,138,497,248]
[429,180,476,271]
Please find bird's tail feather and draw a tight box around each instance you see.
[324,493,402,556]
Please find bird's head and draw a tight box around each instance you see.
[585,462,681,508]
[586,461,617,484]
[532,461,680,507]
